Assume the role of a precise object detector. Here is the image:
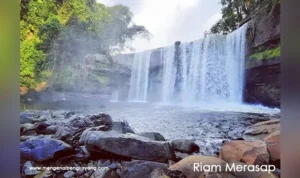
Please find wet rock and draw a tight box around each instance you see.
[23,161,40,176]
[149,168,170,178]
[45,125,60,135]
[205,172,236,178]
[20,112,37,124]
[20,138,73,162]
[175,152,190,161]
[65,111,76,119]
[137,132,165,141]
[64,170,75,178]
[243,119,280,141]
[55,126,74,140]
[219,140,269,165]
[119,160,168,178]
[30,117,47,124]
[20,123,35,133]
[171,139,200,153]
[169,155,227,178]
[21,135,53,141]
[264,131,280,168]
[97,159,112,168]
[90,169,119,178]
[228,161,278,178]
[90,113,113,126]
[166,170,187,178]
[69,117,94,128]
[33,170,53,178]
[50,110,66,118]
[81,130,175,163]
[111,121,134,134]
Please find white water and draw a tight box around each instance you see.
[128,51,151,101]
[110,90,119,102]
[127,23,271,111]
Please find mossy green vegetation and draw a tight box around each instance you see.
[20,0,149,94]
[249,46,280,60]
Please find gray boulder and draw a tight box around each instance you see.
[23,161,40,176]
[171,139,200,153]
[55,126,74,140]
[20,138,72,162]
[20,112,36,124]
[112,121,135,134]
[119,160,168,178]
[137,132,165,141]
[81,130,175,163]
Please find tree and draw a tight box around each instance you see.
[209,0,280,34]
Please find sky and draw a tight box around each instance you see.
[97,0,222,53]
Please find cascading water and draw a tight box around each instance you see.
[163,23,248,104]
[128,50,151,101]
[127,23,248,104]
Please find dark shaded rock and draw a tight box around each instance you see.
[137,132,165,141]
[244,63,280,108]
[119,160,168,178]
[90,169,119,178]
[20,138,73,162]
[166,170,187,178]
[112,121,135,134]
[69,117,94,128]
[45,125,60,135]
[149,168,170,178]
[81,130,175,163]
[171,139,200,154]
[55,126,74,141]
[90,113,113,126]
[175,152,190,161]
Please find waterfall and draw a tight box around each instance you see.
[162,23,248,104]
[127,23,248,104]
[110,90,119,102]
[128,50,151,101]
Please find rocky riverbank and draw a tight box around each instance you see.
[20,110,280,178]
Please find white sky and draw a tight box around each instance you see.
[97,0,222,53]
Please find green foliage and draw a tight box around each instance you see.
[20,0,149,92]
[249,46,280,60]
[209,0,280,35]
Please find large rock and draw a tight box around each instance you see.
[55,126,74,140]
[20,138,72,162]
[219,140,269,165]
[111,121,134,134]
[149,168,170,178]
[229,161,278,178]
[81,130,175,163]
[243,119,280,141]
[264,131,280,168]
[23,161,40,176]
[137,132,165,141]
[119,160,168,178]
[169,155,227,178]
[20,112,36,124]
[171,139,200,154]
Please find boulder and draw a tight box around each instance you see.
[23,161,40,176]
[20,112,37,124]
[81,130,175,163]
[219,140,269,165]
[112,121,135,134]
[171,139,200,153]
[228,161,278,178]
[20,138,72,162]
[45,125,60,135]
[264,131,280,168]
[119,160,168,178]
[149,168,170,178]
[55,126,74,140]
[69,117,95,128]
[137,132,165,141]
[169,155,227,178]
[63,171,75,178]
[90,113,113,126]
[90,169,119,178]
[20,123,35,132]
[243,119,280,141]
